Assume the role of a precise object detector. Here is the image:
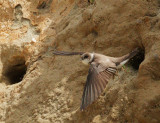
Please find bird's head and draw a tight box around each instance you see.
[81,53,94,65]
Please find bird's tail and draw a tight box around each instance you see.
[115,48,139,67]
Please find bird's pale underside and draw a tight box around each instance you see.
[53,48,139,111]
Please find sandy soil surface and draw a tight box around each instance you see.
[0,0,160,123]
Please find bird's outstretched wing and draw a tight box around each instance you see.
[53,50,84,56]
[80,62,117,110]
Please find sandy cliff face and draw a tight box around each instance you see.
[0,0,160,122]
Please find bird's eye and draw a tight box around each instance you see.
[84,55,89,59]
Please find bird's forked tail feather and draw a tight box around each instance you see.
[115,48,139,67]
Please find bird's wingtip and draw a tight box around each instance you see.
[80,104,84,111]
[80,107,85,111]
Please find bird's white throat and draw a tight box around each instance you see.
[82,59,89,65]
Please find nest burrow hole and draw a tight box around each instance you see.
[127,48,145,70]
[4,57,27,84]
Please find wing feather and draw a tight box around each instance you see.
[80,63,117,110]
[92,79,98,100]
[94,75,101,98]
[96,76,104,94]
[88,82,91,105]
[99,73,107,87]
[90,83,94,103]
[53,50,84,55]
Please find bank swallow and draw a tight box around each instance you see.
[53,48,139,110]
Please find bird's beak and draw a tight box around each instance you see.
[81,56,84,60]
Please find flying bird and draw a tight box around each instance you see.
[53,48,139,110]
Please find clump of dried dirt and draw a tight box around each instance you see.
[0,0,160,123]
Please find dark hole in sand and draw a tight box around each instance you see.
[4,59,27,84]
[127,48,145,70]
